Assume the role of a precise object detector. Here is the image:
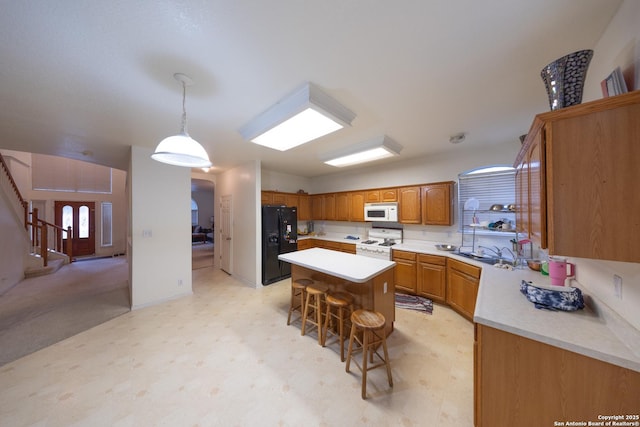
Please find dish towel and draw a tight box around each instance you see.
[520,280,585,311]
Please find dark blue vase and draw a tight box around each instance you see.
[540,49,593,110]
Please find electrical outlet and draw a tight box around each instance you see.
[613,274,622,299]
[178,279,183,286]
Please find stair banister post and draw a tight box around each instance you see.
[23,201,28,229]
[67,226,73,261]
[32,208,39,247]
[41,223,48,267]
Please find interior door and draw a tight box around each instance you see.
[220,195,232,274]
[54,201,96,257]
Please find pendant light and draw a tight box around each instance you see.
[152,73,212,168]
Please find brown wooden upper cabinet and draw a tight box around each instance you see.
[365,188,397,202]
[311,194,324,220]
[398,186,421,224]
[421,181,454,225]
[515,91,640,263]
[261,191,273,205]
[334,192,350,221]
[323,194,336,221]
[271,192,287,204]
[298,194,311,220]
[262,180,455,226]
[349,191,365,222]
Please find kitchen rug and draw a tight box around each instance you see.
[395,293,433,315]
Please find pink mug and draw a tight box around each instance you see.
[548,256,575,286]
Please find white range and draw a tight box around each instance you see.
[355,227,403,260]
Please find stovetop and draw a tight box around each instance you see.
[358,227,403,247]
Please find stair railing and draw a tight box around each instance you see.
[1,152,74,267]
[0,152,28,227]
[29,208,73,266]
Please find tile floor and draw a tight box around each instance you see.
[0,265,474,426]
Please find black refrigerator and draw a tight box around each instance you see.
[262,205,298,285]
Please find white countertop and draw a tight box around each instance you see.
[394,239,640,372]
[278,247,395,283]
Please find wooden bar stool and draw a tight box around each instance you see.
[287,278,314,326]
[345,309,393,399]
[322,291,354,361]
[300,283,328,345]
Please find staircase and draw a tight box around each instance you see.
[24,252,67,278]
[0,153,73,278]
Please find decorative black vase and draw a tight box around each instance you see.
[540,49,593,110]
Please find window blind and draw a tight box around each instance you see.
[458,168,515,230]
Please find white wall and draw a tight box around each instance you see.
[261,169,312,193]
[566,0,640,330]
[216,160,260,287]
[309,141,521,193]
[129,146,193,308]
[0,183,27,293]
[583,0,639,101]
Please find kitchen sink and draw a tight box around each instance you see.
[454,251,502,265]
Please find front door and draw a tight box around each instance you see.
[54,201,96,257]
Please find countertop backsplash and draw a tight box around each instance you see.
[568,257,640,333]
[297,220,520,251]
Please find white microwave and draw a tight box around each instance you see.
[364,202,398,222]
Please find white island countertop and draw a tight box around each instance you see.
[278,248,395,283]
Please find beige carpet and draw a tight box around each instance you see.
[1,245,216,367]
[0,257,130,366]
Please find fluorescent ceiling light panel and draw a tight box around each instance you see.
[239,82,356,151]
[323,135,403,167]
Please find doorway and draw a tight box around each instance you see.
[54,201,96,257]
[220,195,232,274]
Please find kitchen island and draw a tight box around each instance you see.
[278,248,396,335]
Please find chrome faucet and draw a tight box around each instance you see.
[478,245,519,266]
[478,245,502,258]
[500,247,517,264]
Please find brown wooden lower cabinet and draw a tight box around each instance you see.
[417,254,446,303]
[340,242,356,254]
[297,239,314,250]
[392,250,417,293]
[297,238,354,253]
[446,258,480,320]
[474,324,640,427]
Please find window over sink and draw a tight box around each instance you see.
[457,165,515,234]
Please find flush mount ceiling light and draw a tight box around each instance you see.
[323,135,403,167]
[239,82,356,151]
[151,73,212,168]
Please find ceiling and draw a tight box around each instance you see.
[0,1,621,178]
